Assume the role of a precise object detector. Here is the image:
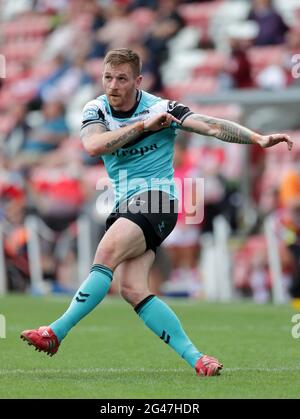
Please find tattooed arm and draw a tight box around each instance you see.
[80,121,145,156]
[80,113,181,156]
[180,114,293,150]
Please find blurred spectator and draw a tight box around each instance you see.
[15,100,69,169]
[0,183,29,292]
[248,249,270,303]
[277,151,300,298]
[38,55,70,102]
[254,26,300,90]
[248,0,289,46]
[131,43,163,93]
[129,0,158,10]
[162,137,202,297]
[9,61,40,104]
[2,0,33,19]
[144,0,184,64]
[2,103,30,160]
[219,37,254,89]
[34,0,70,14]
[279,150,300,210]
[40,54,92,104]
[283,27,300,86]
[95,3,139,53]
[41,12,94,61]
[255,64,287,90]
[28,165,85,229]
[26,165,86,289]
[197,146,227,233]
[274,204,300,298]
[179,0,215,2]
[249,144,266,206]
[86,0,106,32]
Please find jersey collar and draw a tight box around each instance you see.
[109,90,142,119]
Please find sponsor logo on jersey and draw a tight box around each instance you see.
[112,144,158,158]
[134,109,150,117]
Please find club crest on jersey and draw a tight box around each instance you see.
[83,105,100,121]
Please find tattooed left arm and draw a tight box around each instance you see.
[180,114,293,150]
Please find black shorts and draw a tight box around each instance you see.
[105,190,178,252]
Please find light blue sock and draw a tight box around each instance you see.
[50,264,112,342]
[135,295,202,368]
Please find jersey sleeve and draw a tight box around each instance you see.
[167,100,194,123]
[81,100,107,130]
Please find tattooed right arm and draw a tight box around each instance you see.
[80,121,144,156]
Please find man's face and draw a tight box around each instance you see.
[102,63,142,110]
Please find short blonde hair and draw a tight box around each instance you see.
[104,49,142,77]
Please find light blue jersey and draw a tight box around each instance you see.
[81,90,193,205]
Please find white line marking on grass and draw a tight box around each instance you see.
[8,325,112,333]
[1,367,300,375]
[225,367,300,372]
[9,325,293,333]
[0,368,187,375]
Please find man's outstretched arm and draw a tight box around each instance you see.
[81,113,181,156]
[180,114,293,150]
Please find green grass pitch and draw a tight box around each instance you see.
[0,294,299,399]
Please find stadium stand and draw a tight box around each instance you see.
[1,0,300,302]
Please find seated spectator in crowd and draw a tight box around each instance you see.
[219,36,254,89]
[162,137,202,297]
[38,55,70,102]
[130,43,163,93]
[279,149,300,209]
[26,165,86,290]
[3,102,30,161]
[277,153,300,298]
[33,0,70,14]
[39,54,92,104]
[283,27,300,86]
[128,0,158,10]
[197,147,227,233]
[248,0,289,46]
[144,0,184,64]
[274,201,300,299]
[0,184,29,292]
[95,2,140,54]
[15,100,69,169]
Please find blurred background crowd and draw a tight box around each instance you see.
[1,0,300,303]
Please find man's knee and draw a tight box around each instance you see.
[95,240,120,270]
[120,284,148,307]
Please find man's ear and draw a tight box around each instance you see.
[136,75,143,88]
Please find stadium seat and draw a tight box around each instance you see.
[178,2,222,28]
[178,1,223,44]
[2,15,50,39]
[248,46,285,77]
[3,39,45,62]
[0,89,15,111]
[164,77,218,100]
[0,113,15,136]
[193,50,227,77]
[186,104,242,122]
[129,7,155,31]
[86,59,104,82]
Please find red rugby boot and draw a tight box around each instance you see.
[20,326,60,357]
[195,355,223,376]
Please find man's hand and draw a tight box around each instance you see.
[258,133,293,150]
[143,112,181,132]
